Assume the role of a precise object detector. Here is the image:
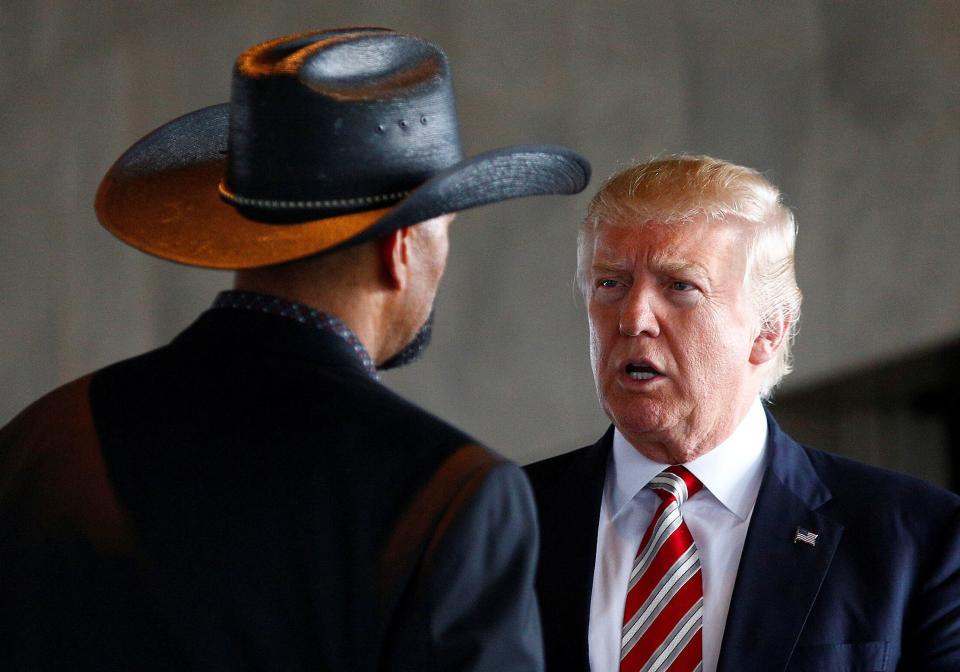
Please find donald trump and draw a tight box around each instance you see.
[527,155,960,672]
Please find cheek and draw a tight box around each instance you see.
[684,316,754,384]
[587,307,615,359]
[436,248,449,280]
[587,314,617,387]
[587,318,603,371]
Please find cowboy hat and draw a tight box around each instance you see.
[95,27,591,269]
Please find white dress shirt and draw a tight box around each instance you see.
[588,399,768,672]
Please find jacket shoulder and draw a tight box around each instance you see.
[0,373,133,552]
[801,446,960,511]
[804,446,960,548]
[525,429,611,488]
[1,374,97,494]
[766,411,959,517]
[525,443,596,481]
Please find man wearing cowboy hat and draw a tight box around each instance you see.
[0,28,590,671]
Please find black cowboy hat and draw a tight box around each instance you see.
[95,27,591,269]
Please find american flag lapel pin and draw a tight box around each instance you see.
[794,527,818,547]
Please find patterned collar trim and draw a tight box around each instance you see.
[212,290,379,380]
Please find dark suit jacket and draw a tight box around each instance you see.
[525,413,960,671]
[0,308,543,671]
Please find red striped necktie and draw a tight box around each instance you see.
[620,466,704,672]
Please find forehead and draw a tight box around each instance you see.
[591,215,750,275]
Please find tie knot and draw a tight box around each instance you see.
[647,466,703,505]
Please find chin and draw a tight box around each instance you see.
[603,395,676,439]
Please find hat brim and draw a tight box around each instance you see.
[95,103,590,269]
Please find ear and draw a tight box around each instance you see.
[377,227,414,290]
[750,312,790,366]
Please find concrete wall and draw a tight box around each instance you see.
[2,1,958,466]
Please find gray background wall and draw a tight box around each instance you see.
[2,2,958,471]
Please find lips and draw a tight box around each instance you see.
[624,360,663,381]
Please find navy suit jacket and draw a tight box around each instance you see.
[525,413,960,671]
[0,308,543,671]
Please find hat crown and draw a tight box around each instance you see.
[300,34,442,95]
[94,27,590,269]
[225,30,465,217]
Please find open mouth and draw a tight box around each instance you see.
[625,362,661,381]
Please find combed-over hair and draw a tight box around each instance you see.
[578,154,802,397]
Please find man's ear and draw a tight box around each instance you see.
[377,227,413,290]
[750,313,790,366]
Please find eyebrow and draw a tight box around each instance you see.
[590,259,631,275]
[589,241,714,285]
[592,250,710,279]
[650,256,710,280]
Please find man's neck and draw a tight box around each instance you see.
[232,271,388,364]
[623,394,761,465]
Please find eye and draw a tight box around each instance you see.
[597,278,621,289]
[670,281,696,292]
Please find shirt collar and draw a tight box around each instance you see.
[608,398,768,521]
[211,290,380,381]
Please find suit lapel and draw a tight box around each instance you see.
[529,428,611,671]
[717,413,844,672]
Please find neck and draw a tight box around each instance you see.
[625,395,760,464]
[233,260,393,364]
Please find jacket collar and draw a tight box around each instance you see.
[532,427,612,672]
[211,290,379,378]
[171,305,378,381]
[716,409,843,671]
[608,398,768,521]
[547,412,842,672]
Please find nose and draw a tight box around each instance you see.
[619,286,660,337]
